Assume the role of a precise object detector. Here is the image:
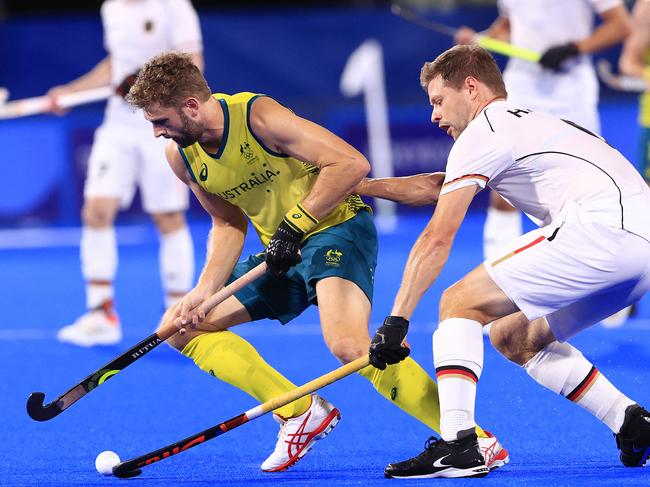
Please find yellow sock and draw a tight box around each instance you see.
[182,331,311,418]
[358,357,486,437]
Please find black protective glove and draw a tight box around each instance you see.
[539,43,579,71]
[369,316,410,370]
[265,220,303,276]
[115,70,141,98]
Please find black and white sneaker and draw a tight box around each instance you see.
[384,432,489,479]
[615,404,650,467]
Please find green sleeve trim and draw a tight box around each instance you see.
[178,147,197,183]
[246,94,290,158]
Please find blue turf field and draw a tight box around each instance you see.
[3,212,650,486]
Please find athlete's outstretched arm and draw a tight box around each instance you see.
[391,184,477,319]
[354,173,444,206]
[249,96,370,220]
[165,141,248,326]
[576,5,632,54]
[455,15,510,45]
[619,0,650,79]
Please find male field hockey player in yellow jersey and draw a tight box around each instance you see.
[620,0,650,187]
[127,52,507,473]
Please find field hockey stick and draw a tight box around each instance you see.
[0,86,113,119]
[391,3,541,63]
[597,59,647,93]
[112,355,370,478]
[26,262,268,422]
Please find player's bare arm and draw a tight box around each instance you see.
[619,0,650,79]
[391,184,476,320]
[575,5,632,54]
[354,172,445,206]
[165,142,248,326]
[455,16,510,45]
[47,57,112,112]
[249,96,370,220]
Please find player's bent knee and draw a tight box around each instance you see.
[165,330,200,352]
[326,336,368,364]
[82,202,117,227]
[439,286,467,319]
[489,324,517,360]
[151,211,186,234]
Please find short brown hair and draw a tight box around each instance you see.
[420,45,507,97]
[127,51,212,109]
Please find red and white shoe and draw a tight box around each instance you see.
[478,431,510,471]
[57,301,121,347]
[261,394,340,472]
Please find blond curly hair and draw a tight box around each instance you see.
[127,51,212,109]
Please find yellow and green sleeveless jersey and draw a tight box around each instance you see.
[640,48,650,128]
[178,92,370,246]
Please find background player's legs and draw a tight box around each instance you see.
[483,191,522,260]
[316,276,450,435]
[150,211,194,308]
[58,125,137,347]
[139,132,194,310]
[57,196,122,347]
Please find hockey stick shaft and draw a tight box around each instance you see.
[391,3,540,63]
[112,355,370,478]
[26,262,267,421]
[0,86,112,119]
[597,59,647,92]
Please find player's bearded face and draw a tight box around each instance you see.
[427,77,473,140]
[175,109,204,148]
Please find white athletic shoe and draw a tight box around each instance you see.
[57,303,122,347]
[261,394,341,472]
[478,430,510,471]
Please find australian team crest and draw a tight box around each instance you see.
[325,249,343,267]
[240,142,258,164]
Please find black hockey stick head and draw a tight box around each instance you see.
[112,463,142,479]
[26,392,62,421]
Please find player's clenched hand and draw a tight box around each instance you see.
[454,26,477,45]
[539,43,579,71]
[45,86,72,115]
[265,220,303,276]
[115,70,141,99]
[174,285,213,333]
[369,316,411,370]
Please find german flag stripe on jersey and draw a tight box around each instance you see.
[436,365,479,384]
[566,366,600,403]
[491,235,546,267]
[442,174,490,187]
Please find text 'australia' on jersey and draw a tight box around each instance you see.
[178,92,370,246]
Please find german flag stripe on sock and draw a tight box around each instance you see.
[566,366,600,402]
[436,365,479,384]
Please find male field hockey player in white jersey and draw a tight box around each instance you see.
[369,45,650,478]
[456,0,631,261]
[49,0,203,346]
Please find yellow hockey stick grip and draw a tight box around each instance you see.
[477,36,541,63]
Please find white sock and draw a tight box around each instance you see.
[524,341,635,433]
[433,318,484,441]
[483,207,522,260]
[159,226,194,307]
[81,226,117,309]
